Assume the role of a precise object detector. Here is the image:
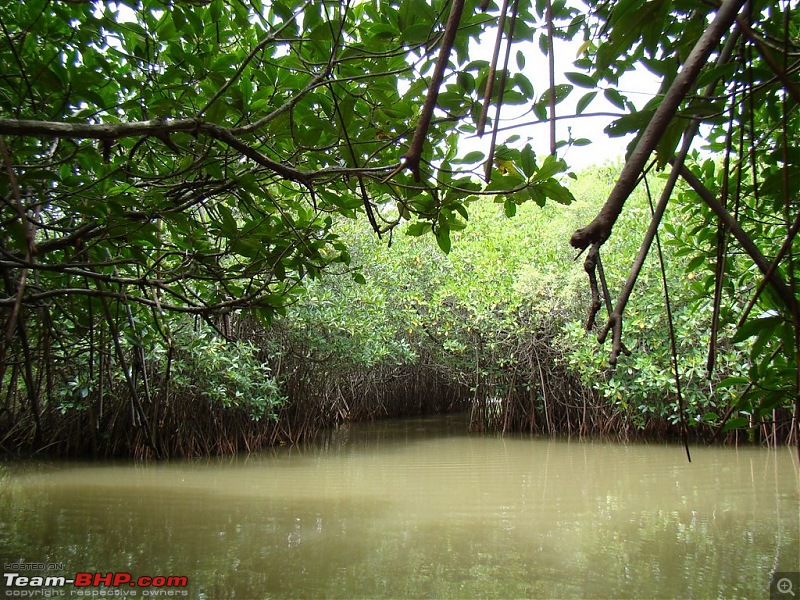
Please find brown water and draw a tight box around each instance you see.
[1,414,798,599]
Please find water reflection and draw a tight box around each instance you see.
[1,415,798,599]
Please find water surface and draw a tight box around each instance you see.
[1,414,798,598]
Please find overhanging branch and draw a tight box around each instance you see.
[0,116,402,188]
[672,159,798,316]
[569,0,748,251]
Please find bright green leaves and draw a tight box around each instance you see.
[406,222,433,237]
[487,148,575,210]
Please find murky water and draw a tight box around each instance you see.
[1,414,798,599]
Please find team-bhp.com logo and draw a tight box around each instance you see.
[3,572,188,597]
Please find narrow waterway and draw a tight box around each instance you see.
[1,414,798,599]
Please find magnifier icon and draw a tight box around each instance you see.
[778,578,796,597]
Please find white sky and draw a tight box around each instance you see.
[463,31,664,171]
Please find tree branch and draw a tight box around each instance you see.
[400,0,467,182]
[0,117,315,185]
[570,0,748,251]
[0,117,404,187]
[735,14,800,106]
[673,159,798,316]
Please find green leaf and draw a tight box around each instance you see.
[565,71,595,88]
[656,118,686,169]
[452,202,469,221]
[604,88,627,110]
[528,185,546,207]
[485,172,526,192]
[406,222,432,236]
[538,31,549,56]
[401,23,431,45]
[538,180,575,205]
[217,204,238,238]
[733,315,783,344]
[605,110,654,138]
[685,254,705,272]
[436,225,451,254]
[722,416,750,431]
[532,154,567,182]
[538,84,573,106]
[210,0,223,22]
[456,71,475,94]
[576,91,597,115]
[532,99,548,121]
[717,376,750,389]
[460,151,485,164]
[513,73,535,99]
[520,144,536,178]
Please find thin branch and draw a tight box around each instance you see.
[484,0,520,183]
[645,175,691,462]
[197,2,311,118]
[476,0,510,137]
[546,0,556,157]
[673,159,798,317]
[0,117,402,186]
[398,0,467,182]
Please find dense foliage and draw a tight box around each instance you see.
[274,165,757,442]
[566,0,800,449]
[1,0,798,455]
[0,0,576,455]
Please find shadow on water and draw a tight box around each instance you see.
[1,413,798,599]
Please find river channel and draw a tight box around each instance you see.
[1,414,798,599]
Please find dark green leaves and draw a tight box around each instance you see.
[436,225,452,254]
[605,110,654,138]
[565,72,596,88]
[537,84,573,106]
[603,88,627,110]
